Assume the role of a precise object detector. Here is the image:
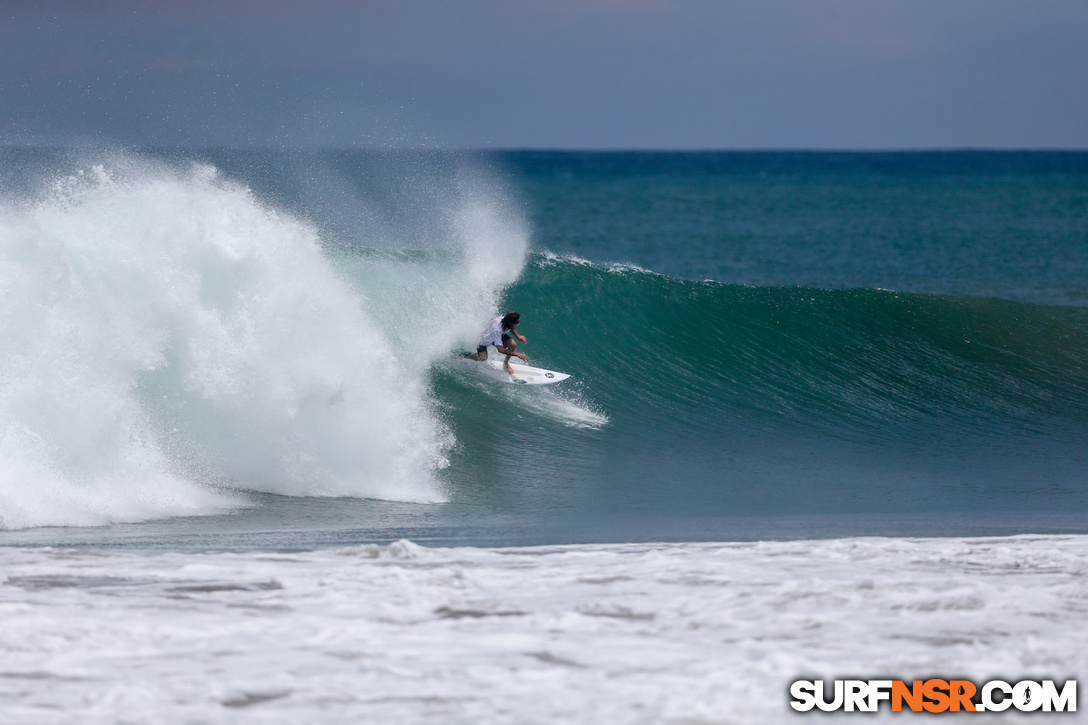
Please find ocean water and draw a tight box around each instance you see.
[1,149,1086,722]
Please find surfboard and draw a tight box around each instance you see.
[464,357,571,385]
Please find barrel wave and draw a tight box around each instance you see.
[437,255,1088,519]
[2,150,1086,533]
[514,255,1088,438]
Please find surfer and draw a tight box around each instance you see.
[465,311,528,375]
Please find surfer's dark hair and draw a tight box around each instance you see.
[502,311,520,329]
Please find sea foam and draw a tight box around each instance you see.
[2,535,1084,723]
[0,155,527,529]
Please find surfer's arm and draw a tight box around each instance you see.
[498,345,527,361]
[497,331,527,361]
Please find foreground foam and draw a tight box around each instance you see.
[1,534,1083,722]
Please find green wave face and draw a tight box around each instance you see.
[436,256,1088,518]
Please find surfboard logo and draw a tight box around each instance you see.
[545,372,554,378]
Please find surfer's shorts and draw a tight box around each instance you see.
[477,334,512,354]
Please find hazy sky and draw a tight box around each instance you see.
[3,1,1087,149]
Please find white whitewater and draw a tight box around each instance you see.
[0,155,528,529]
[1,534,1084,723]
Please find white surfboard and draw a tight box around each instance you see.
[464,357,571,385]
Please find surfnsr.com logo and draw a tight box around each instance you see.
[790,679,1077,713]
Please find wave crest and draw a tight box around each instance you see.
[0,155,527,529]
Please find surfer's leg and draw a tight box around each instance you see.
[465,345,488,361]
[497,339,527,362]
[495,339,518,373]
[495,343,527,372]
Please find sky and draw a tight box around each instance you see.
[3,0,1087,150]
